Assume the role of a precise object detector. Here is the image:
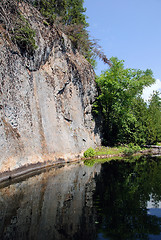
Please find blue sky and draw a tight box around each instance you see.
[84,0,161,100]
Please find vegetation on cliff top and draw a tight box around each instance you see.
[0,0,110,65]
[33,0,110,66]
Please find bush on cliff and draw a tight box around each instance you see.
[0,0,37,55]
[84,147,95,158]
[13,15,38,54]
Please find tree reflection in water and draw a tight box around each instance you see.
[93,155,161,240]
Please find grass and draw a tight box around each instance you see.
[83,143,158,167]
[83,144,143,161]
[94,146,125,156]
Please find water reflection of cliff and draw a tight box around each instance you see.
[0,163,101,240]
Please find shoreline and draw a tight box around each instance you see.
[0,148,161,185]
[0,158,81,185]
[82,148,161,161]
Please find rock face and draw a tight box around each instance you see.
[0,3,100,174]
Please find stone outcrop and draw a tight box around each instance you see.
[0,3,100,175]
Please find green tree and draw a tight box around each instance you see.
[34,0,89,53]
[130,96,148,145]
[93,57,155,145]
[64,0,88,26]
[34,0,68,23]
[146,91,161,144]
[34,0,87,26]
[33,0,109,67]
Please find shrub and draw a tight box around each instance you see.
[14,25,37,54]
[13,15,37,54]
[0,0,37,55]
[123,143,141,156]
[83,147,95,158]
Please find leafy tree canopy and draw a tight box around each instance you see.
[93,57,158,145]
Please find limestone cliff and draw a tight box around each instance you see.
[0,3,100,176]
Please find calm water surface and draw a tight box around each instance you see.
[0,155,161,240]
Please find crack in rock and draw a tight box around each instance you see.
[64,116,73,122]
[57,81,70,95]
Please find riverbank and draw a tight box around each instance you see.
[0,157,81,184]
[82,145,161,161]
[0,145,161,184]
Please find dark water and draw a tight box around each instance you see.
[0,156,161,240]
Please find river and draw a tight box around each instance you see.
[0,155,161,240]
